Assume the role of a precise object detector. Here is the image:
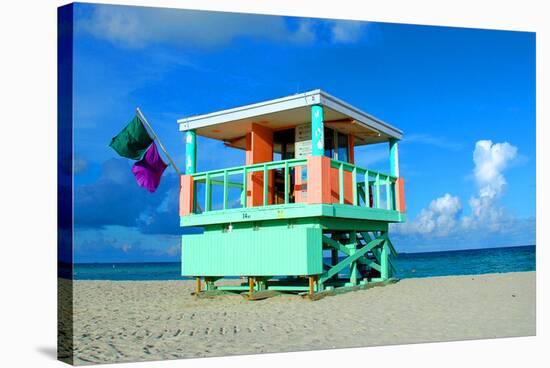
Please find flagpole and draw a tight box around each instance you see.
[136,107,182,176]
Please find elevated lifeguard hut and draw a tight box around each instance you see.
[178,90,406,296]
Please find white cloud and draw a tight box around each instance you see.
[462,140,518,231]
[78,6,287,49]
[330,21,365,43]
[397,140,520,239]
[78,5,367,49]
[471,140,517,200]
[396,193,462,237]
[415,194,462,236]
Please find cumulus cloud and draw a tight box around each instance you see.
[397,140,520,239]
[413,194,462,236]
[472,140,517,200]
[77,4,367,49]
[462,140,518,231]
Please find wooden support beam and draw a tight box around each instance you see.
[348,231,358,286]
[385,236,398,257]
[359,231,373,243]
[195,277,201,294]
[388,257,397,274]
[331,249,338,266]
[319,236,385,284]
[381,241,389,280]
[248,277,255,295]
[322,235,350,255]
[357,257,381,272]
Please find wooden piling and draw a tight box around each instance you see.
[195,277,201,294]
[249,277,255,295]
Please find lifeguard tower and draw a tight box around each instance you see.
[178,90,406,297]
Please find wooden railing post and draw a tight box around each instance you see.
[386,175,391,210]
[180,158,403,214]
[242,167,247,208]
[284,161,289,204]
[263,164,268,206]
[222,170,228,210]
[205,173,211,212]
[374,173,380,208]
[352,166,357,206]
[365,170,370,208]
[338,163,344,204]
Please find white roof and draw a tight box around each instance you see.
[177,89,403,147]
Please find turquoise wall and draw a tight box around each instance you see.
[181,225,323,276]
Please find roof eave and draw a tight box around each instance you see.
[318,91,403,140]
[177,89,403,140]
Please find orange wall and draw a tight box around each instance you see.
[395,177,406,213]
[329,168,354,205]
[180,175,194,216]
[303,132,355,206]
[305,156,354,206]
[306,156,332,204]
[246,123,274,207]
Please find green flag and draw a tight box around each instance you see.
[109,115,153,160]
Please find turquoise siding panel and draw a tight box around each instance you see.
[389,138,399,177]
[182,226,322,276]
[185,130,196,174]
[311,105,324,156]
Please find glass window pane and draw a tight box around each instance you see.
[338,132,349,162]
[324,127,334,158]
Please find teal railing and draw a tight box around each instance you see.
[190,158,396,213]
[330,159,397,211]
[191,158,307,212]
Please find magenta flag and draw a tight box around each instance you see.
[131,142,168,193]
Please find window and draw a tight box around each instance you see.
[324,127,350,162]
[324,127,334,158]
[337,132,349,162]
[273,128,295,160]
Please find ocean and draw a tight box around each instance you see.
[67,245,535,281]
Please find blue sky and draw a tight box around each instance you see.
[70,3,535,263]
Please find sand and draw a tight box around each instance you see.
[59,272,536,365]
